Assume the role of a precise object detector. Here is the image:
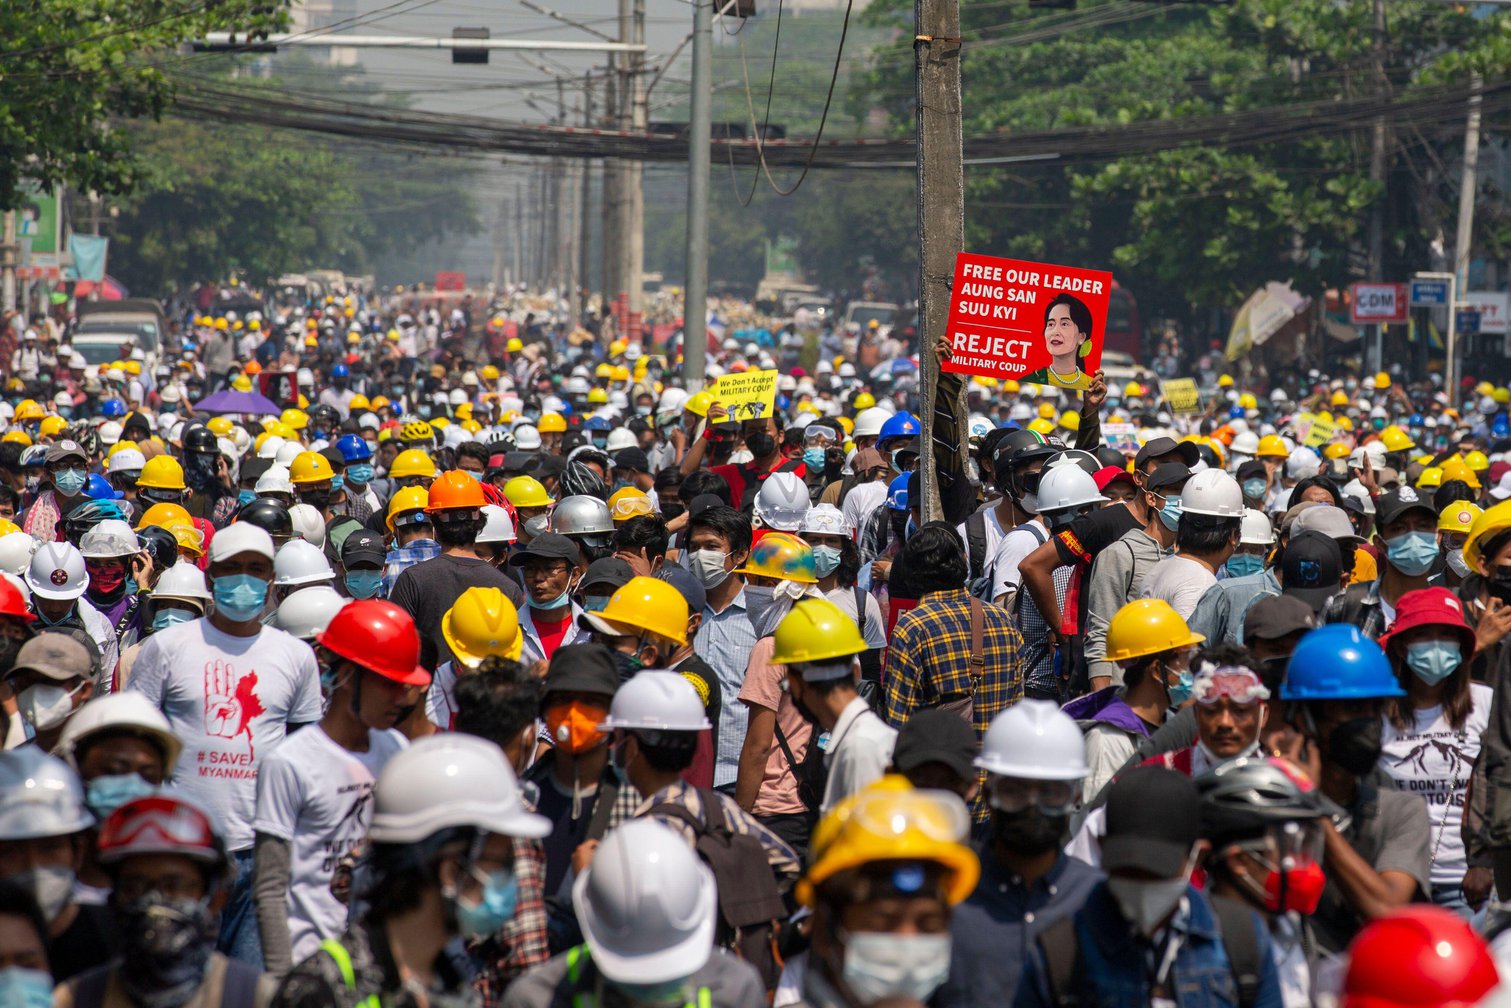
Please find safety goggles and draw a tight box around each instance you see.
[1192,665,1270,706]
[987,776,1078,817]
[610,496,653,521]
[803,428,838,447]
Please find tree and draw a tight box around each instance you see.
[0,0,288,209]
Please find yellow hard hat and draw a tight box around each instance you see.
[371,396,390,410]
[385,486,431,534]
[1331,390,1350,407]
[400,419,435,444]
[231,375,253,393]
[1379,425,1415,453]
[214,318,229,331]
[454,403,473,420]
[461,419,482,434]
[537,413,567,434]
[1440,458,1482,490]
[1002,380,1020,394]
[1104,599,1205,664]
[304,336,319,348]
[607,487,654,523]
[797,777,980,909]
[124,360,142,376]
[1058,411,1080,431]
[0,431,30,446]
[1256,435,1289,458]
[685,391,713,418]
[38,416,67,439]
[594,363,614,380]
[1438,501,1483,535]
[503,476,554,509]
[587,388,609,405]
[389,449,438,480]
[1335,415,1354,431]
[853,392,876,411]
[136,455,186,491]
[735,531,816,584]
[1027,418,1055,436]
[1217,374,1234,388]
[1416,466,1443,490]
[1477,381,1496,398]
[611,366,630,383]
[349,395,370,413]
[1496,388,1511,406]
[1037,403,1057,420]
[289,451,334,485]
[13,401,44,422]
[430,418,451,431]
[1465,499,1511,574]
[1123,381,1142,397]
[1237,392,1258,410]
[441,587,523,667]
[135,503,202,559]
[0,518,19,537]
[481,364,502,381]
[506,338,524,353]
[1375,371,1391,390]
[609,339,628,358]
[1464,450,1490,472]
[580,576,689,646]
[206,416,234,438]
[1323,442,1350,460]
[771,597,866,665]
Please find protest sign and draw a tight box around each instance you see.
[1304,414,1336,448]
[941,254,1113,389]
[1101,422,1143,457]
[710,369,779,421]
[1161,378,1202,414]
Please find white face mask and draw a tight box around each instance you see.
[17,683,81,731]
[688,549,731,589]
[1446,547,1471,578]
[1107,868,1192,935]
[841,931,952,1003]
[12,866,74,921]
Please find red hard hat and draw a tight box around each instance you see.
[317,599,431,687]
[97,794,227,870]
[1343,906,1499,1008]
[0,577,36,623]
[425,470,487,513]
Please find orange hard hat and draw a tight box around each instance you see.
[424,470,487,513]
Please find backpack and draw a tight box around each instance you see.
[968,518,1048,603]
[773,720,828,813]
[852,585,882,710]
[965,509,989,584]
[648,790,789,991]
[1037,893,1263,1008]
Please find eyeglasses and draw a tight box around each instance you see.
[987,776,1078,816]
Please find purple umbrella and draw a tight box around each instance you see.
[192,388,282,416]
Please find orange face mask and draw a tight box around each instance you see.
[545,701,609,755]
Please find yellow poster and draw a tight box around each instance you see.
[1303,414,1335,448]
[711,369,779,421]
[1161,378,1201,414]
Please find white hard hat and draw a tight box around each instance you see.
[1229,431,1260,456]
[573,819,718,984]
[443,426,471,449]
[449,388,468,406]
[1342,479,1376,516]
[106,448,146,475]
[0,748,93,840]
[513,425,542,452]
[1035,465,1105,513]
[975,699,1088,781]
[153,561,212,604]
[96,421,123,446]
[1009,402,1033,422]
[56,692,183,775]
[797,502,850,537]
[274,539,334,587]
[368,735,550,844]
[0,533,38,577]
[1180,468,1244,517]
[25,541,87,601]
[852,407,891,439]
[598,671,711,732]
[605,428,636,453]
[288,504,326,548]
[255,464,294,496]
[1239,508,1275,546]
[79,520,140,559]
[274,442,303,467]
[257,435,287,461]
[274,585,348,641]
[1285,447,1320,481]
[477,504,517,544]
[753,472,810,532]
[656,388,689,419]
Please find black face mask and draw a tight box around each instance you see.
[612,649,644,682]
[660,501,686,522]
[790,684,822,728]
[992,807,1068,855]
[1489,565,1511,604]
[300,489,332,511]
[1327,716,1383,776]
[745,432,776,459]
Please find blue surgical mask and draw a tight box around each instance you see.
[346,463,374,486]
[454,868,519,940]
[212,573,269,621]
[330,474,344,492]
[591,436,608,449]
[85,773,156,821]
[1385,531,1439,577]
[1168,669,1194,706]
[344,570,384,600]
[1225,553,1264,578]
[1242,478,1267,500]
[528,582,574,611]
[1405,640,1461,686]
[0,967,53,1008]
[464,470,482,482]
[1158,493,1183,532]
[53,468,87,496]
[583,595,612,612]
[237,489,257,507]
[803,447,827,470]
[812,545,843,578]
[151,608,196,633]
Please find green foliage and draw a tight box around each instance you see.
[0,0,288,209]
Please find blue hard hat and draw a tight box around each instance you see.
[100,399,126,419]
[1279,624,1404,701]
[84,473,123,500]
[335,433,372,463]
[886,472,911,511]
[584,416,612,432]
[331,363,350,378]
[1409,414,1424,427]
[878,411,921,444]
[1228,406,1245,420]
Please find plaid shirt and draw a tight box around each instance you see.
[383,538,441,595]
[1320,579,1386,641]
[473,834,549,1008]
[882,588,1025,744]
[635,781,801,889]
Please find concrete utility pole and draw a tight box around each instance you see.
[1,212,15,313]
[1366,0,1388,375]
[619,0,647,318]
[1451,72,1482,400]
[914,0,964,524]
[682,0,712,388]
[580,72,597,309]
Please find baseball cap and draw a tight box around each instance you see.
[45,440,88,466]
[890,709,977,782]
[657,564,707,614]
[541,644,619,703]
[340,529,387,568]
[613,447,650,474]
[12,633,96,684]
[1235,460,1268,484]
[1094,465,1136,492]
[850,447,886,474]
[1146,463,1192,492]
[1279,531,1343,611]
[507,532,580,567]
[1242,594,1318,643]
[686,494,727,523]
[1135,436,1199,470]
[208,521,276,563]
[1291,504,1362,543]
[1374,486,1437,528]
[1101,767,1202,877]
[580,557,635,596]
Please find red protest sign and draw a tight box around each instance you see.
[942,254,1113,390]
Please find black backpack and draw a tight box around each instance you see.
[648,790,789,992]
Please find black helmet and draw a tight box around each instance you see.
[137,525,180,574]
[235,497,294,543]
[1094,446,1127,469]
[309,404,340,428]
[994,429,1064,473]
[1195,756,1335,845]
[1045,449,1100,478]
[182,425,218,456]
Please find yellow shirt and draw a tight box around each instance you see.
[1024,365,1092,391]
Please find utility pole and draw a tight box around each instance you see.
[580,72,597,314]
[682,0,712,388]
[1450,72,1481,401]
[601,30,622,315]
[915,0,964,524]
[622,0,647,319]
[513,182,524,286]
[1,212,15,313]
[1366,0,1388,375]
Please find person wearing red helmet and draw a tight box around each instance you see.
[251,601,428,978]
[1341,905,1499,1008]
[56,793,275,1008]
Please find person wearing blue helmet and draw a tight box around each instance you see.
[874,411,920,459]
[584,415,613,451]
[83,473,123,502]
[99,399,126,420]
[1274,623,1429,954]
[318,362,357,419]
[335,433,380,519]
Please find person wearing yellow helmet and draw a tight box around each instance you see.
[1437,501,1483,588]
